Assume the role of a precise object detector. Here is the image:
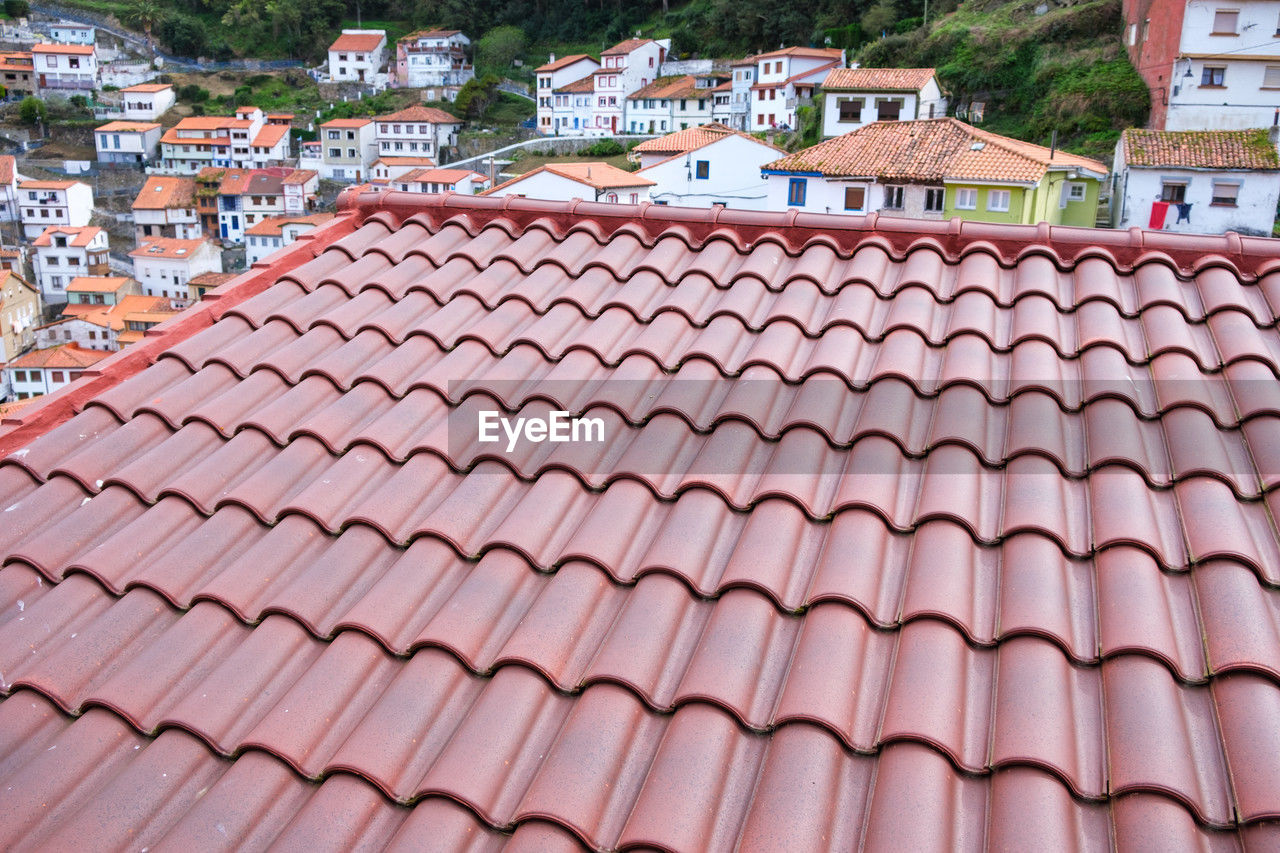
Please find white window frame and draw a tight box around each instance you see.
[955,187,978,210]
[987,189,1011,212]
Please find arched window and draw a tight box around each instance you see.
[606,193,618,203]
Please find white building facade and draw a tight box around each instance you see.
[318,119,376,182]
[94,120,161,165]
[820,68,947,138]
[485,163,654,203]
[31,225,109,306]
[119,83,176,121]
[327,30,386,84]
[130,238,223,304]
[33,43,96,95]
[374,106,461,162]
[750,47,845,132]
[535,54,600,134]
[18,180,93,241]
[394,30,473,98]
[590,38,669,136]
[1165,1,1280,130]
[638,131,781,210]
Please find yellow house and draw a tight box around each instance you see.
[0,270,39,366]
[762,118,1107,225]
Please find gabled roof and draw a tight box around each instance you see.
[0,155,13,185]
[250,124,290,148]
[763,118,1106,183]
[329,31,385,52]
[129,237,210,260]
[397,167,487,184]
[632,121,742,154]
[120,82,172,93]
[602,37,655,56]
[373,106,460,124]
[754,45,844,61]
[627,74,700,101]
[373,157,438,168]
[132,176,194,210]
[399,28,462,41]
[483,161,656,194]
[31,225,104,247]
[188,271,237,288]
[19,180,82,190]
[320,118,372,129]
[8,342,108,368]
[1121,128,1280,170]
[0,193,1277,849]
[822,67,938,92]
[244,212,336,237]
[554,73,596,94]
[535,53,597,72]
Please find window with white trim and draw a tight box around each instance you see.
[1211,9,1239,34]
[1211,181,1240,206]
[955,187,978,209]
[987,189,1011,212]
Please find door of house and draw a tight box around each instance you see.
[611,116,617,133]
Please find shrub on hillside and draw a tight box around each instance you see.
[577,139,625,157]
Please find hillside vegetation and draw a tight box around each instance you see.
[79,0,1144,156]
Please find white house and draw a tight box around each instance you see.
[710,80,733,125]
[5,343,109,400]
[393,29,473,99]
[49,22,94,45]
[31,225,109,305]
[328,30,386,84]
[0,155,23,223]
[725,56,756,131]
[130,238,223,305]
[626,73,724,134]
[281,169,320,215]
[374,105,461,162]
[394,167,490,194]
[591,38,669,136]
[119,82,176,121]
[1112,127,1280,236]
[551,74,597,135]
[94,120,161,165]
[370,157,438,183]
[750,46,845,131]
[32,43,96,95]
[318,118,376,182]
[484,162,654,203]
[535,54,600,134]
[19,180,93,241]
[635,125,782,209]
[155,108,290,175]
[1124,0,1280,131]
[820,67,947,138]
[244,213,336,266]
[132,175,200,242]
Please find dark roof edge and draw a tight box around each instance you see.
[337,188,1280,280]
[0,215,359,457]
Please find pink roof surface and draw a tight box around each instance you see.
[0,194,1278,849]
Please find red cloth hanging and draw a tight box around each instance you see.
[1149,200,1169,229]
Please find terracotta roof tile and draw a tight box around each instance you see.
[1122,128,1280,170]
[483,162,655,195]
[19,180,80,190]
[535,53,596,72]
[250,124,289,148]
[628,74,700,101]
[0,193,1279,848]
[329,32,385,52]
[8,342,108,368]
[555,73,596,93]
[320,118,372,129]
[31,226,104,247]
[129,237,210,260]
[0,155,12,185]
[754,45,844,61]
[632,121,781,156]
[120,82,171,93]
[131,176,194,210]
[396,167,486,184]
[32,43,94,55]
[763,118,1107,183]
[602,37,654,56]
[95,120,160,133]
[244,212,336,237]
[188,271,237,287]
[66,276,133,293]
[822,67,938,91]
[372,105,460,124]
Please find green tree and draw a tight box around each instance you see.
[18,96,45,126]
[861,0,898,39]
[3,1,29,18]
[122,0,167,45]
[455,74,500,120]
[475,25,527,76]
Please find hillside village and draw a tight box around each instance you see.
[0,0,1277,410]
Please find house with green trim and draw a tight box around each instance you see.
[761,118,1107,226]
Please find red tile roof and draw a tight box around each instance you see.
[764,118,1107,183]
[244,212,336,237]
[754,45,844,61]
[0,193,1279,849]
[320,118,372,129]
[0,154,15,185]
[822,66,938,91]
[535,53,595,72]
[129,237,210,260]
[1121,128,1280,170]
[631,121,781,156]
[329,31,385,52]
[373,105,460,124]
[31,225,103,247]
[627,74,700,100]
[602,37,654,56]
[250,123,290,148]
[8,342,108,368]
[95,120,160,133]
[131,175,194,210]
[66,276,133,293]
[554,73,596,94]
[32,43,94,55]
[120,82,171,93]
[483,161,656,195]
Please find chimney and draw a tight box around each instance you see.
[549,53,555,63]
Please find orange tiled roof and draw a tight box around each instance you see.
[484,162,655,196]
[628,75,702,101]
[19,180,80,190]
[754,45,844,61]
[0,155,13,185]
[244,212,336,237]
[398,168,486,184]
[32,43,94,55]
[373,105,461,124]
[66,276,133,293]
[251,124,290,148]
[399,28,461,42]
[132,176,194,210]
[555,73,596,94]
[95,120,160,133]
[763,118,1106,183]
[321,118,372,129]
[9,342,109,369]
[120,82,171,93]
[632,122,737,154]
[329,32,385,52]
[31,226,103,248]
[535,54,595,72]
[373,157,437,168]
[129,238,210,260]
[822,67,938,92]
[188,271,237,288]
[602,38,654,56]
[1121,128,1280,170]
